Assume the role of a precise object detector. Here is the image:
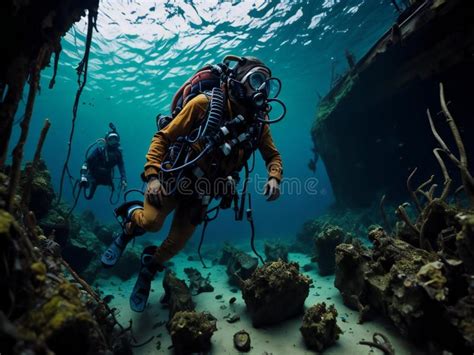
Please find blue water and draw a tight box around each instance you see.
[12,0,396,244]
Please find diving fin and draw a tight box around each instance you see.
[130,246,162,312]
[101,232,133,268]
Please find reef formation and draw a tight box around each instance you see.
[241,260,312,327]
[162,270,217,354]
[334,86,474,353]
[0,172,133,354]
[300,303,342,352]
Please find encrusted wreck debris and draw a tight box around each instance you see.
[219,243,258,286]
[312,0,474,207]
[264,240,289,262]
[241,261,311,327]
[335,87,474,353]
[184,267,214,295]
[300,303,342,352]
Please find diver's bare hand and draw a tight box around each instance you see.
[264,178,280,202]
[146,177,164,207]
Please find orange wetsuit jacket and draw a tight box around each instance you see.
[143,94,283,182]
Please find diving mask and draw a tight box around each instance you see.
[106,132,120,147]
[238,67,282,108]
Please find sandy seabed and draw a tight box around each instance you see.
[98,246,419,355]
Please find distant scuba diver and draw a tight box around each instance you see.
[79,123,127,202]
[101,55,285,312]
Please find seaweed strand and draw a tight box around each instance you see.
[57,8,98,204]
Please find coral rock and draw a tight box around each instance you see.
[416,261,448,302]
[300,303,342,352]
[21,283,107,354]
[219,244,258,286]
[162,270,195,322]
[184,267,214,295]
[334,242,371,313]
[335,232,474,353]
[111,248,140,281]
[21,160,55,219]
[314,225,349,275]
[455,213,474,273]
[241,261,311,327]
[292,219,325,254]
[448,280,474,350]
[169,311,217,354]
[264,241,289,262]
[233,329,251,352]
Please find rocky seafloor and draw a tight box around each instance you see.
[2,151,474,354]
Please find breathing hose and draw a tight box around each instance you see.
[160,145,212,173]
[197,205,220,269]
[161,87,225,174]
[247,193,265,264]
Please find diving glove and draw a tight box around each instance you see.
[130,246,163,312]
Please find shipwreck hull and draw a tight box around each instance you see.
[312,0,474,207]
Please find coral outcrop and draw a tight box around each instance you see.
[169,311,217,355]
[334,87,474,353]
[162,269,217,353]
[292,219,325,254]
[335,229,471,352]
[0,208,132,354]
[184,267,214,295]
[20,160,55,219]
[264,241,289,262]
[162,270,195,322]
[293,206,384,255]
[300,303,342,352]
[314,225,350,276]
[219,244,258,286]
[241,261,311,327]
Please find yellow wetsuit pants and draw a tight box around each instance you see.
[131,196,199,265]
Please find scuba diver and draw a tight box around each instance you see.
[101,55,285,312]
[79,123,127,201]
